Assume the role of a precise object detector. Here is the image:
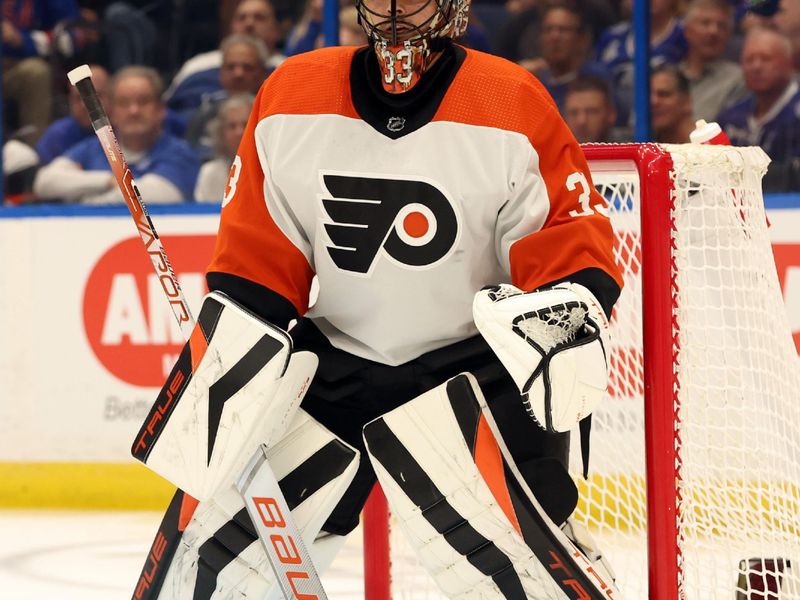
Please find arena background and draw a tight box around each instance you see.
[0,196,797,511]
[0,0,798,515]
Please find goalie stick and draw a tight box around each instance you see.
[67,64,327,600]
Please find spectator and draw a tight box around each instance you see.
[230,0,284,53]
[3,140,40,204]
[96,2,159,73]
[494,0,541,62]
[217,34,270,96]
[494,0,618,63]
[650,64,695,143]
[774,0,800,72]
[470,1,513,52]
[164,0,284,121]
[506,0,537,12]
[680,0,747,122]
[184,35,269,159]
[718,28,800,191]
[564,75,621,142]
[339,6,369,47]
[35,65,111,166]
[520,0,611,113]
[284,0,324,55]
[286,0,478,54]
[597,0,688,126]
[33,66,200,204]
[285,2,368,54]
[3,0,80,144]
[267,0,305,38]
[194,94,255,202]
[47,3,158,73]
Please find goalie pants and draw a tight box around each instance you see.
[290,318,575,536]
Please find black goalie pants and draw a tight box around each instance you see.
[291,318,575,536]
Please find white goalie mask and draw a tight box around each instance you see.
[356,0,471,93]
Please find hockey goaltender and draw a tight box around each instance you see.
[130,0,624,598]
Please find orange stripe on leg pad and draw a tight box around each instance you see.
[474,415,521,535]
[178,493,200,531]
[189,323,209,373]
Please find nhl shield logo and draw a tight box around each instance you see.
[387,117,406,132]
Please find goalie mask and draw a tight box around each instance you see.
[356,0,471,93]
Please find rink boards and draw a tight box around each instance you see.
[0,200,798,509]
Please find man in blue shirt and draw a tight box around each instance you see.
[597,0,687,127]
[164,0,283,127]
[3,0,80,143]
[521,1,613,114]
[564,75,622,142]
[184,34,270,161]
[718,28,800,191]
[35,65,111,165]
[33,66,200,204]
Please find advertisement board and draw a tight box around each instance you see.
[765,206,800,353]
[0,207,218,465]
[0,202,798,474]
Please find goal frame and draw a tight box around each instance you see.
[362,143,686,600]
[584,143,681,600]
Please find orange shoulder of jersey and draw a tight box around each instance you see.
[255,46,361,121]
[206,47,362,316]
[437,48,624,293]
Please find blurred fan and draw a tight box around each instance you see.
[740,0,780,17]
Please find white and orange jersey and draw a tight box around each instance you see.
[208,44,623,366]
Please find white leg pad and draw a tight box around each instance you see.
[363,373,621,600]
[156,409,359,599]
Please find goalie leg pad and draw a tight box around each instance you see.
[363,373,620,600]
[132,291,318,501]
[154,409,359,600]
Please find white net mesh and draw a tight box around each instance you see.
[516,303,588,354]
[368,144,800,600]
[575,144,800,599]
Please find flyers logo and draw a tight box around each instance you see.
[320,173,459,274]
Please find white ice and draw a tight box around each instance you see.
[0,510,367,600]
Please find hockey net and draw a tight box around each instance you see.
[361,143,800,599]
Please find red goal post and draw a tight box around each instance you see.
[361,143,800,600]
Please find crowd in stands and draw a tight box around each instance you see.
[3,0,800,205]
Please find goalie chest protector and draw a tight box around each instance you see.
[132,292,317,501]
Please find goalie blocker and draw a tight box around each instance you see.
[130,293,360,599]
[131,291,318,501]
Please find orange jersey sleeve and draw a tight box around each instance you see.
[434,50,624,296]
[206,48,361,317]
